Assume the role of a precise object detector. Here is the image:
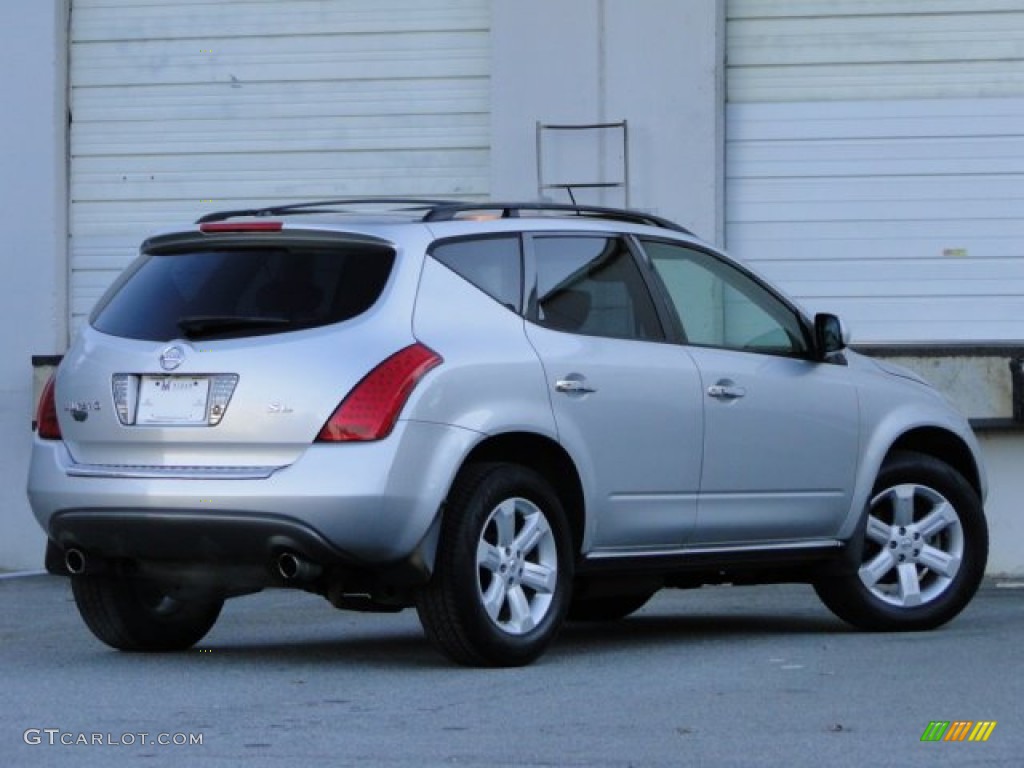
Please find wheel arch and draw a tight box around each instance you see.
[884,427,983,499]
[839,420,985,543]
[457,432,586,556]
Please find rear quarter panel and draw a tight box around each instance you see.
[407,258,556,440]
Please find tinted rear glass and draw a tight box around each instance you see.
[92,245,395,341]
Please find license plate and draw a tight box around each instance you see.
[136,376,210,425]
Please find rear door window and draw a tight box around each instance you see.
[530,235,664,341]
[91,243,395,341]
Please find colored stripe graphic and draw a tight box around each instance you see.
[969,722,997,742]
[944,721,973,741]
[921,722,950,742]
[922,720,997,742]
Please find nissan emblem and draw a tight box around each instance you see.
[159,345,185,371]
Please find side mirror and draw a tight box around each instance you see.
[814,313,847,360]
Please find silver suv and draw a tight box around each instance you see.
[28,200,989,666]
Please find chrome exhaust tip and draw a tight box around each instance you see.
[65,548,86,575]
[277,552,322,582]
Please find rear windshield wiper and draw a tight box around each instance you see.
[177,315,290,339]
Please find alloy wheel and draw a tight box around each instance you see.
[475,497,559,635]
[858,482,964,608]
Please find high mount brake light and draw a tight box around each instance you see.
[316,344,442,443]
[36,373,61,440]
[199,221,283,233]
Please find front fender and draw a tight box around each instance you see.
[838,401,983,542]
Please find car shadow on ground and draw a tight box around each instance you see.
[146,609,852,670]
[560,611,849,646]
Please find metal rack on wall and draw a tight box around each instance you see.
[535,120,629,206]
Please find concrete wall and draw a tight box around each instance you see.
[490,0,725,243]
[978,431,1024,576]
[0,1,68,570]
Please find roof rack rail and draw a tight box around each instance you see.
[422,202,692,234]
[195,197,692,234]
[195,197,467,224]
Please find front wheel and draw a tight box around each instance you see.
[416,463,574,667]
[815,451,987,631]
[71,575,223,651]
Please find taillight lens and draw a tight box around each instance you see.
[36,373,62,440]
[316,344,442,442]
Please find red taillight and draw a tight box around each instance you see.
[199,221,283,233]
[36,373,62,440]
[316,344,442,442]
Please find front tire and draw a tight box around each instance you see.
[71,575,223,651]
[416,463,573,667]
[815,451,987,631]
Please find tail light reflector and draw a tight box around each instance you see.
[316,344,442,442]
[36,373,62,440]
[111,374,138,425]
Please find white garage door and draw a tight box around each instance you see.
[726,0,1024,343]
[69,0,490,330]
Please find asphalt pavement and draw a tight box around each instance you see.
[1,572,1022,767]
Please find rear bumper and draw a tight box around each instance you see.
[47,508,352,567]
[43,508,438,593]
[28,419,480,571]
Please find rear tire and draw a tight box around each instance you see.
[71,575,223,651]
[815,451,987,631]
[416,463,573,667]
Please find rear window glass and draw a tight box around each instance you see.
[91,245,395,341]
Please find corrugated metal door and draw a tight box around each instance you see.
[69,0,490,330]
[726,0,1024,342]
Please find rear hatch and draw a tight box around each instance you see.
[56,226,413,469]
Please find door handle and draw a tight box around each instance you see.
[707,383,746,400]
[555,379,596,395]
